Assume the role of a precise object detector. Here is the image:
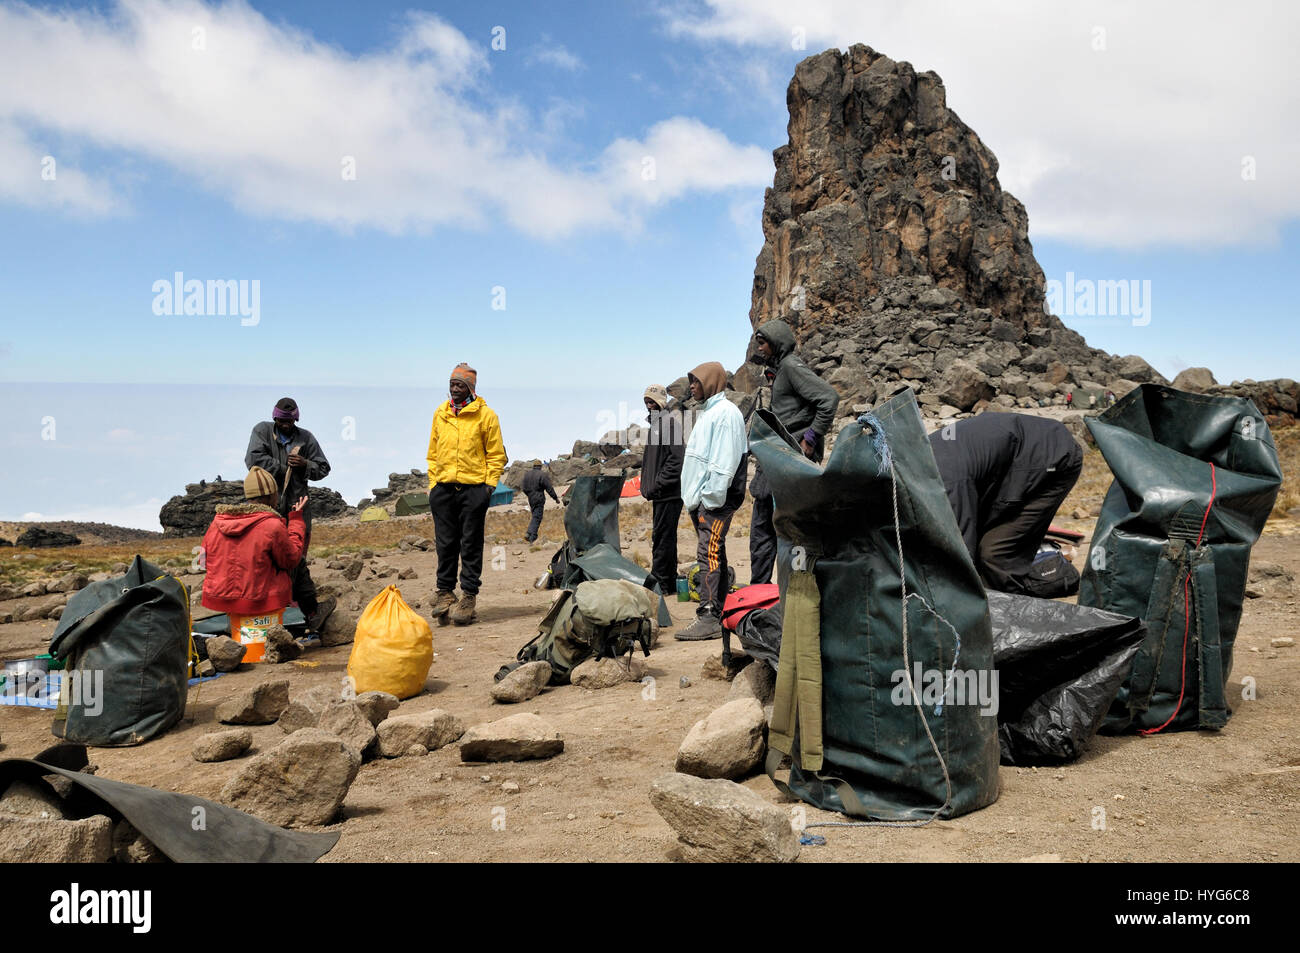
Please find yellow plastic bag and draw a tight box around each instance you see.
[346,585,433,700]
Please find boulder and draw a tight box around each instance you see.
[216,679,290,725]
[569,657,644,690]
[47,571,89,593]
[459,713,564,762]
[219,728,361,827]
[192,728,254,763]
[353,690,400,726]
[490,661,554,703]
[675,698,766,780]
[938,360,994,412]
[0,813,113,862]
[159,481,348,537]
[14,527,81,548]
[318,701,378,761]
[649,773,799,863]
[1171,367,1218,393]
[263,625,303,664]
[205,635,247,672]
[0,779,68,819]
[727,662,776,706]
[278,685,342,733]
[376,709,466,757]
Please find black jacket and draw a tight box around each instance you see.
[928,413,1081,560]
[641,407,686,502]
[244,422,331,528]
[522,468,558,505]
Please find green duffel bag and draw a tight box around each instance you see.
[751,388,1000,823]
[1079,384,1283,734]
[504,579,657,685]
[49,555,191,746]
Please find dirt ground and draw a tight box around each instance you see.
[2,479,1298,863]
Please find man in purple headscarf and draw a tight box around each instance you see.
[245,397,334,631]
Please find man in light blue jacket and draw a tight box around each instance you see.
[677,361,748,641]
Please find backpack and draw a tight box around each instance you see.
[503,579,658,685]
[721,584,780,631]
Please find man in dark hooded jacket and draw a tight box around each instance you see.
[521,462,558,543]
[747,319,839,585]
[639,384,686,601]
[245,397,334,629]
[928,412,1083,597]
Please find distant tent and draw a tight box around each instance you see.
[619,476,641,498]
[394,492,430,517]
[489,485,514,507]
[359,506,389,522]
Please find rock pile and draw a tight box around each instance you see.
[159,480,350,536]
[355,469,427,511]
[15,527,81,548]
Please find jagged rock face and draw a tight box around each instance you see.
[744,45,1169,418]
[159,480,349,537]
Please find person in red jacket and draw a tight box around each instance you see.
[201,467,308,615]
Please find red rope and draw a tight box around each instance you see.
[1140,462,1217,737]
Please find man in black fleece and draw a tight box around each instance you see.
[928,412,1083,597]
[521,462,559,543]
[639,384,686,602]
[747,319,839,585]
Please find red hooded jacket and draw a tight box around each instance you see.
[200,503,306,615]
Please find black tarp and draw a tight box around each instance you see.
[49,556,190,747]
[1079,384,1283,733]
[988,591,1145,765]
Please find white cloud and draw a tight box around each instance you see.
[529,39,584,72]
[18,498,168,531]
[662,0,1300,248]
[0,0,768,238]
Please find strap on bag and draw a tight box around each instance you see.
[1191,549,1227,728]
[767,568,823,772]
[1125,539,1186,714]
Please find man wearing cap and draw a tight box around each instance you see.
[748,320,839,586]
[677,362,747,641]
[245,398,334,630]
[427,363,508,626]
[201,468,308,617]
[521,461,558,543]
[640,384,686,605]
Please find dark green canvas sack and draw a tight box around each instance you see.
[1079,384,1282,734]
[751,389,1000,822]
[49,555,191,747]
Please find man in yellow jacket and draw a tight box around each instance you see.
[427,363,508,625]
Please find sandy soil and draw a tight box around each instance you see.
[1,493,1296,863]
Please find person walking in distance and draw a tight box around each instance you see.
[426,363,508,626]
[676,363,747,641]
[521,461,558,543]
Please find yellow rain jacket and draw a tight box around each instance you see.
[426,397,508,488]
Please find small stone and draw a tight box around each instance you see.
[219,728,361,828]
[679,676,692,688]
[113,819,166,863]
[566,813,576,821]
[459,713,564,762]
[480,775,492,782]
[491,661,553,703]
[318,700,378,761]
[205,635,247,672]
[649,773,799,863]
[406,744,429,757]
[192,728,254,763]
[1271,637,1294,648]
[570,656,644,689]
[216,678,290,725]
[197,659,216,678]
[263,625,303,664]
[398,567,418,580]
[353,690,400,726]
[377,709,466,757]
[501,780,520,794]
[342,559,364,581]
[1018,853,1062,863]
[676,698,766,780]
[278,685,340,733]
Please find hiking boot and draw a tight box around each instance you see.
[675,611,722,641]
[305,596,337,634]
[449,593,478,626]
[430,590,457,619]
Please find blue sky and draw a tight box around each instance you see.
[0,1,1296,528]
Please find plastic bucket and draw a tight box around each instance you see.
[228,609,284,663]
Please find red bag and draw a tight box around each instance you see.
[720,584,779,631]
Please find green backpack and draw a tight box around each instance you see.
[501,579,658,685]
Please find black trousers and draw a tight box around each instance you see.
[525,493,545,541]
[429,483,492,595]
[689,505,736,614]
[290,524,318,616]
[977,448,1083,594]
[749,494,777,586]
[650,496,683,596]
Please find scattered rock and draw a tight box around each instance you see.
[0,779,68,819]
[701,653,752,681]
[112,819,166,863]
[679,676,692,688]
[278,685,341,733]
[219,728,361,827]
[649,773,799,863]
[727,662,776,706]
[501,780,520,794]
[319,604,359,646]
[491,661,553,703]
[47,571,89,593]
[460,713,564,762]
[398,567,418,580]
[377,709,466,757]
[192,728,254,763]
[1271,637,1294,648]
[0,813,113,862]
[353,690,401,726]
[570,656,644,690]
[318,700,378,760]
[341,559,364,581]
[216,678,290,725]
[405,744,428,757]
[263,624,303,664]
[205,635,247,672]
[676,698,766,780]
